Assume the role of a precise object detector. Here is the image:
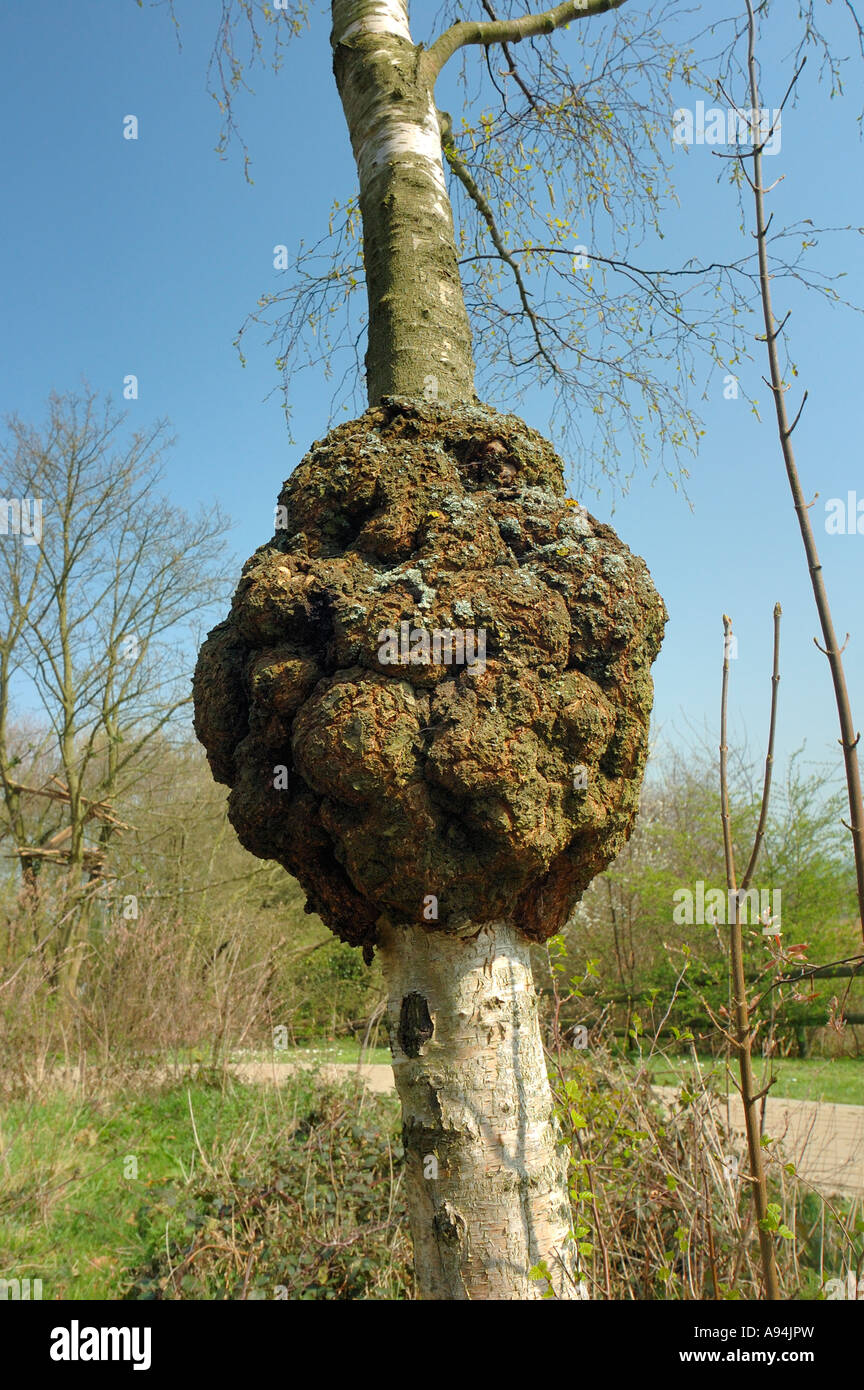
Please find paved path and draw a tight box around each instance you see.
[228,1060,395,1093]
[228,1061,864,1199]
[644,1086,863,1200]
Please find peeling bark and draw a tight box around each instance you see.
[379,917,582,1300]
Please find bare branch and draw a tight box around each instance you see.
[425,0,628,80]
[442,127,556,370]
[739,605,782,892]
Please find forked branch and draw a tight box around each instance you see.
[424,0,628,80]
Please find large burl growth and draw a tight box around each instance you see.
[193,399,666,956]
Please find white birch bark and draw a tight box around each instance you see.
[378,918,583,1300]
[331,0,475,403]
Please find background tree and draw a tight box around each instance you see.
[0,389,230,1001]
[564,746,862,1051]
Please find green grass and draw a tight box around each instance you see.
[630,1055,864,1106]
[0,1072,407,1300]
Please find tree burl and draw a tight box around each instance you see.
[193,397,666,956]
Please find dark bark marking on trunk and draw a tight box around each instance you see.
[432,1200,469,1298]
[399,991,434,1056]
[433,1199,466,1247]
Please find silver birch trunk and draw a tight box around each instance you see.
[331,0,475,403]
[331,0,580,1298]
[378,918,582,1299]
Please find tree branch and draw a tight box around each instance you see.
[425,0,628,80]
[443,127,556,371]
[479,0,542,112]
[740,603,781,892]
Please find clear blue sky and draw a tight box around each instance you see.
[1,0,862,782]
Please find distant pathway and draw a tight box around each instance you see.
[654,1085,864,1199]
[229,1060,864,1199]
[228,1059,395,1093]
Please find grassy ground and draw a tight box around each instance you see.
[0,1072,409,1300]
[629,1055,864,1105]
[3,1055,860,1300]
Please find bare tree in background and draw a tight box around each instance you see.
[0,388,231,1000]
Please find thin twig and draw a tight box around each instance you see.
[720,612,781,1300]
